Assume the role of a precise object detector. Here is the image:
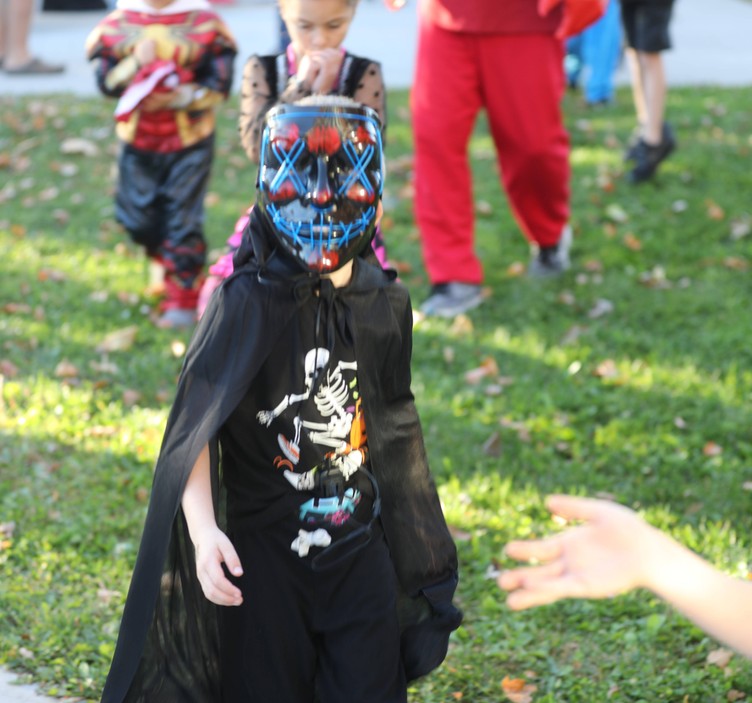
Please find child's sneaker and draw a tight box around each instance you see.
[628,126,676,184]
[528,225,572,277]
[420,282,484,318]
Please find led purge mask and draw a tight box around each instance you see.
[258,102,384,273]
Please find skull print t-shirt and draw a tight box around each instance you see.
[219,280,375,559]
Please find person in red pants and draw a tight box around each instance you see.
[414,0,602,318]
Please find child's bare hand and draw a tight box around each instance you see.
[193,525,244,606]
[296,49,343,94]
[498,495,651,609]
[140,89,181,112]
[308,49,344,93]
[134,38,157,66]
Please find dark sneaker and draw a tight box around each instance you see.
[624,122,675,163]
[629,132,676,184]
[420,282,484,318]
[528,225,572,277]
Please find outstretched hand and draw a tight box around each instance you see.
[499,495,654,610]
[193,525,244,606]
[538,0,606,39]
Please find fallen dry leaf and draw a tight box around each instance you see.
[482,431,502,457]
[705,199,725,221]
[672,199,688,213]
[37,268,66,283]
[54,360,79,378]
[502,677,526,693]
[727,690,745,702]
[122,389,142,407]
[3,302,31,314]
[97,588,120,605]
[605,203,629,223]
[588,298,614,319]
[96,325,138,353]
[0,360,20,378]
[560,324,587,346]
[502,676,537,703]
[623,232,643,251]
[707,647,733,668]
[730,217,751,240]
[638,266,671,289]
[475,200,493,216]
[60,137,99,157]
[703,441,723,457]
[464,357,499,385]
[723,256,749,271]
[507,261,526,277]
[583,259,604,273]
[594,359,618,379]
[449,314,474,335]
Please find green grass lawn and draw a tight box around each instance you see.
[1,86,751,702]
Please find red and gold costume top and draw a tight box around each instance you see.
[86,0,236,153]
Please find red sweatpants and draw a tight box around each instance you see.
[412,20,570,285]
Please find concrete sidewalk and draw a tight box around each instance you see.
[1,0,752,98]
[2,0,752,701]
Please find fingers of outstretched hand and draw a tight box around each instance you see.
[505,536,563,563]
[501,570,583,610]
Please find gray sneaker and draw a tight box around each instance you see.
[528,225,572,277]
[420,282,484,318]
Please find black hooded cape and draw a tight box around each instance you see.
[100,209,462,703]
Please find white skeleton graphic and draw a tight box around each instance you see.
[256,346,360,477]
[291,528,332,557]
[258,347,365,558]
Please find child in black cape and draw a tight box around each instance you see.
[100,97,461,703]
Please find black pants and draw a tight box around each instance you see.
[219,522,407,703]
[116,136,212,288]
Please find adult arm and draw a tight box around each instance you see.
[499,494,752,659]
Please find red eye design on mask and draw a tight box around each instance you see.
[269,180,298,201]
[271,123,300,151]
[306,126,342,155]
[346,183,375,203]
[353,125,376,146]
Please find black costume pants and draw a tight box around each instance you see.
[116,136,212,289]
[219,521,407,703]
